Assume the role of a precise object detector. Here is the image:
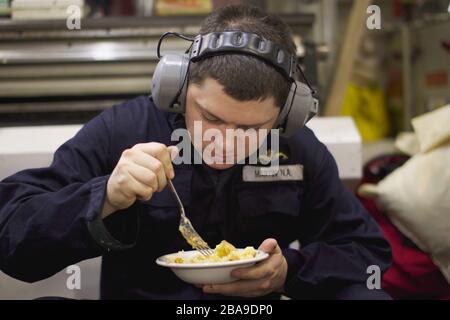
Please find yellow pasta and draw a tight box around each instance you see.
[172,240,257,264]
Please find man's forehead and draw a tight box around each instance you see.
[190,79,278,125]
[196,96,277,126]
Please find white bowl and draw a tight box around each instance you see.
[156,249,269,285]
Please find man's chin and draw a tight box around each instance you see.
[205,162,236,170]
[202,153,239,170]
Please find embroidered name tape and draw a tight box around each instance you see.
[242,164,304,182]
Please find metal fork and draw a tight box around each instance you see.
[167,179,214,256]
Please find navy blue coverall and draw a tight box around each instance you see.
[0,96,391,299]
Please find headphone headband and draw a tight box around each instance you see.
[189,31,297,80]
[152,30,319,137]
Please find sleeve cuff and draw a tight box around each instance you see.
[281,247,347,299]
[85,175,138,252]
[282,248,323,299]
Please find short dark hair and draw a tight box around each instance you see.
[188,4,296,108]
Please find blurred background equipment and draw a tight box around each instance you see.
[155,0,212,16]
[11,0,85,20]
[0,0,10,17]
[0,0,316,126]
[1,0,448,135]
[324,0,372,118]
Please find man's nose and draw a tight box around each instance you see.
[212,126,237,147]
[215,124,237,139]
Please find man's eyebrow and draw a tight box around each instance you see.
[196,100,275,127]
[198,102,222,120]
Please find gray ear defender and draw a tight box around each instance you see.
[151,31,319,137]
[276,81,319,138]
[152,53,190,113]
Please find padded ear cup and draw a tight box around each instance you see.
[152,53,190,113]
[276,81,319,138]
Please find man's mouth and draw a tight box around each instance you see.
[215,153,234,160]
[209,149,235,163]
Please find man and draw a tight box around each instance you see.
[0,5,391,299]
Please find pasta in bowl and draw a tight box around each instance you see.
[156,241,269,284]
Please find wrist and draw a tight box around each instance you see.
[101,196,117,219]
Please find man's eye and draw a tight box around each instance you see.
[203,114,221,123]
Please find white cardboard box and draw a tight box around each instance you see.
[307,117,362,180]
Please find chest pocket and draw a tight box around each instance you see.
[234,182,304,245]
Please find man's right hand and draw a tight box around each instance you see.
[102,143,177,218]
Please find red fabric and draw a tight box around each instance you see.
[359,196,450,300]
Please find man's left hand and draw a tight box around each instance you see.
[202,238,287,297]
